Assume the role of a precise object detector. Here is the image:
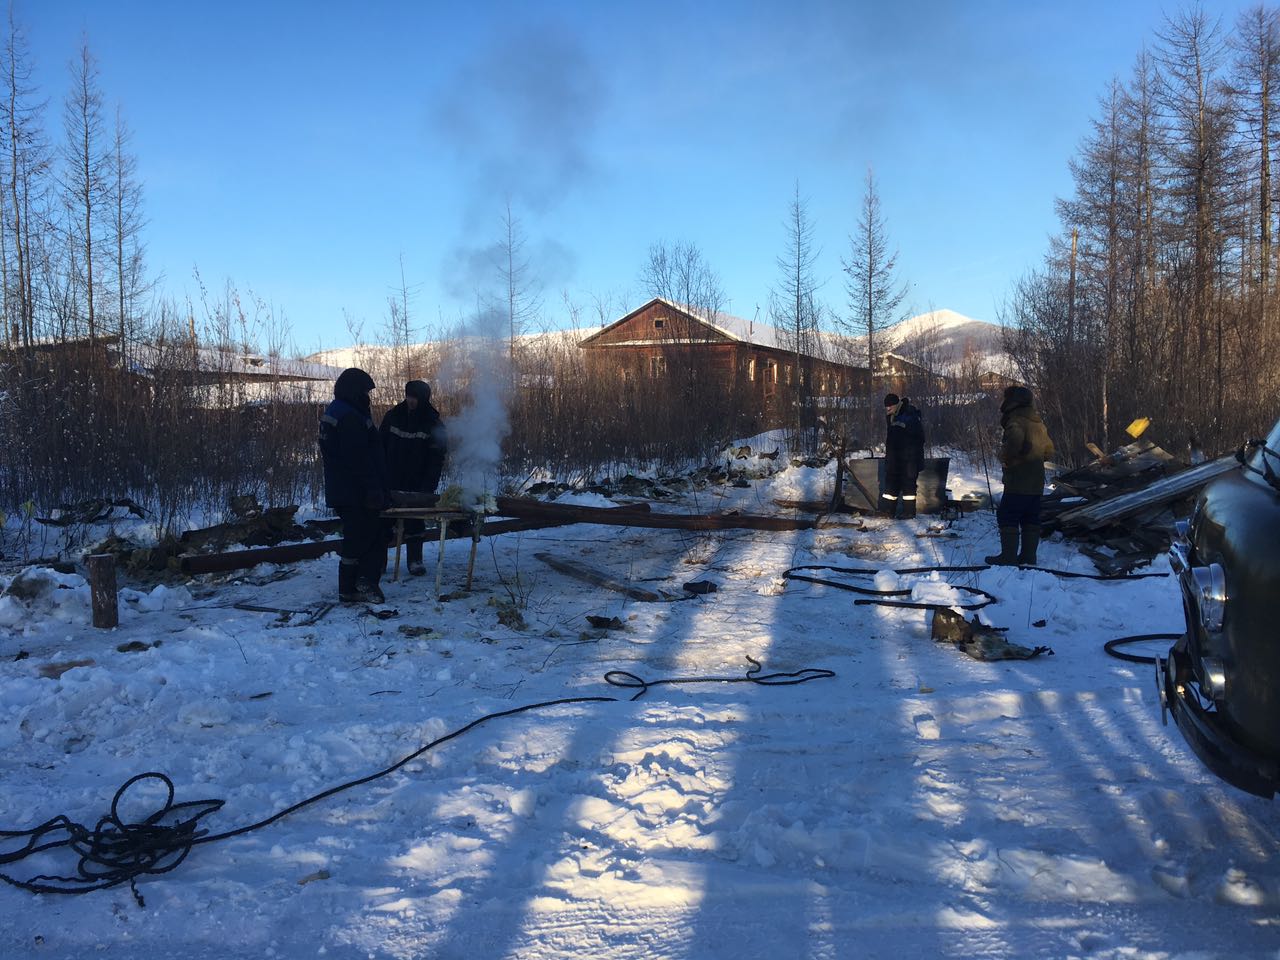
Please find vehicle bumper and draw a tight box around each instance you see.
[1158,641,1279,799]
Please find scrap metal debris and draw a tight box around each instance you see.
[931,609,1053,661]
[682,580,717,595]
[36,498,146,527]
[1041,434,1238,575]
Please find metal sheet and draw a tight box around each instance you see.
[1055,454,1239,529]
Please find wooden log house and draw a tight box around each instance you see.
[579,298,869,430]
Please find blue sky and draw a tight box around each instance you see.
[21,0,1257,351]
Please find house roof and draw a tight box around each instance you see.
[581,297,854,365]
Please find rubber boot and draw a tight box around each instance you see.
[877,495,898,518]
[900,497,917,519]
[984,527,1020,566]
[1018,525,1041,566]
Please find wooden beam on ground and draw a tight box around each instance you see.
[534,552,662,602]
[177,503,655,575]
[495,497,815,532]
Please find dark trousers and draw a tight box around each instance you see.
[401,518,425,564]
[883,458,920,500]
[337,506,387,587]
[997,492,1042,528]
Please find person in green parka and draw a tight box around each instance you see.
[985,385,1055,566]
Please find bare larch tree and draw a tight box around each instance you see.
[62,42,109,345]
[770,181,823,444]
[842,167,908,375]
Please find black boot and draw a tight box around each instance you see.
[877,494,898,518]
[984,527,1020,565]
[338,559,360,603]
[1018,525,1041,565]
[406,540,426,577]
[355,578,385,604]
[900,497,917,519]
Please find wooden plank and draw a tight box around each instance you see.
[534,552,662,602]
[1085,442,1110,463]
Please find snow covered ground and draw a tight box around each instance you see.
[1,457,1278,959]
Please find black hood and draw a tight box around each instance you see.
[334,368,375,406]
[405,380,431,405]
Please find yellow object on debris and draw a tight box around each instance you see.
[1126,417,1151,438]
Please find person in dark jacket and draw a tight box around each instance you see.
[984,384,1055,566]
[880,393,925,518]
[319,368,391,603]
[380,380,448,576]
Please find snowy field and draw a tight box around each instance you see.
[1,457,1278,959]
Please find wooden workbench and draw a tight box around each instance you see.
[381,507,484,598]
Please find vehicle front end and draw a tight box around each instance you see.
[1159,422,1280,798]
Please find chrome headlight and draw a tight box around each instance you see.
[1188,563,1228,632]
[1174,518,1191,544]
[1200,657,1227,701]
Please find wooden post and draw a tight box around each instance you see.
[393,519,404,582]
[87,554,118,629]
[1067,226,1078,343]
[830,437,847,512]
[466,511,482,590]
[435,518,450,599]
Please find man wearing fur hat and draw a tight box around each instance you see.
[380,380,448,576]
[984,385,1054,566]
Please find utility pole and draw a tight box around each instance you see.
[1067,227,1078,343]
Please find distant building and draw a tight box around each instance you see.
[579,298,869,429]
[976,369,1020,392]
[873,351,949,396]
[5,334,342,407]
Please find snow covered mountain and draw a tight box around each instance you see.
[879,308,1014,376]
[305,326,600,374]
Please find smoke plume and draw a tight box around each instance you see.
[436,307,511,507]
